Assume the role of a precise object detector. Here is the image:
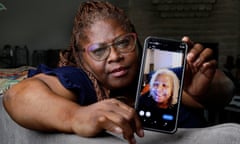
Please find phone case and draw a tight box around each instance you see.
[135,36,188,133]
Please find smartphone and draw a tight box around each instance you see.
[135,36,188,133]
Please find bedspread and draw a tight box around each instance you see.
[0,66,35,94]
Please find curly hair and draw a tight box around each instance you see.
[149,68,180,108]
[58,0,141,101]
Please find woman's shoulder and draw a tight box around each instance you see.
[28,64,91,89]
[28,64,97,105]
[28,64,85,76]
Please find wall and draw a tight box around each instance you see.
[0,0,240,68]
[0,0,81,65]
[0,0,128,66]
[129,0,240,68]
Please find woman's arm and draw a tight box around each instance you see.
[3,74,79,132]
[181,36,235,109]
[3,74,143,144]
[197,69,235,109]
[181,69,235,109]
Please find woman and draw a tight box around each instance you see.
[3,1,234,144]
[149,68,179,109]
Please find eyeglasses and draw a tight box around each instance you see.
[83,33,136,61]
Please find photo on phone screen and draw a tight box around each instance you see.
[135,36,188,133]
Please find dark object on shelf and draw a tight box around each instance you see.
[32,49,60,68]
[14,45,29,67]
[0,45,29,68]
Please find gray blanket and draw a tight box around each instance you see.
[1,94,240,144]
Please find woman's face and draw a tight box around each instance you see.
[152,74,173,103]
[80,19,139,89]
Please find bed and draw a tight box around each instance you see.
[0,66,35,94]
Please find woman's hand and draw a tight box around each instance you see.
[182,36,217,106]
[71,98,144,144]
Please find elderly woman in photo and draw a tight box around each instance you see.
[150,68,180,109]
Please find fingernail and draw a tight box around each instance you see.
[194,58,201,67]
[139,129,144,137]
[182,36,188,41]
[131,137,137,144]
[114,127,123,134]
[187,53,194,61]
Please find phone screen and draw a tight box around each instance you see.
[135,37,188,133]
